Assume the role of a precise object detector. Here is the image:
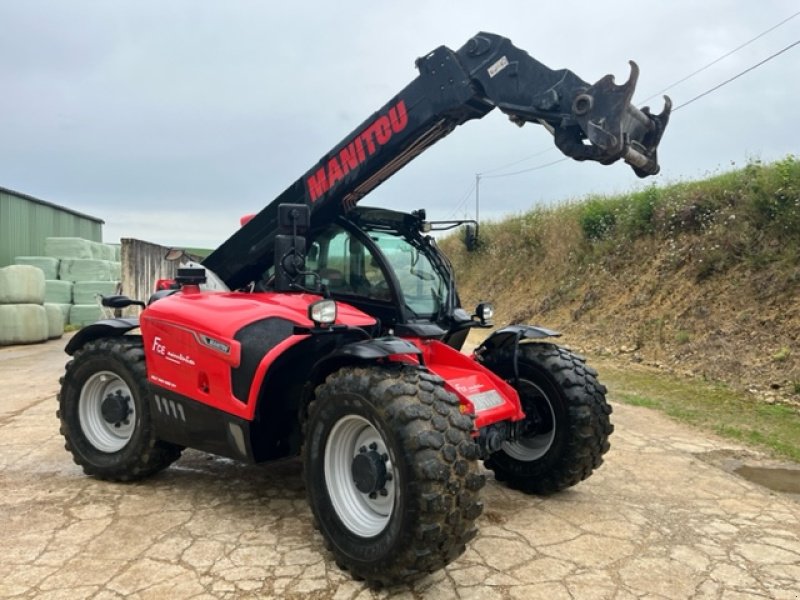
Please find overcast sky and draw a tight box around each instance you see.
[1,1,798,248]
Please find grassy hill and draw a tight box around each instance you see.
[442,156,800,403]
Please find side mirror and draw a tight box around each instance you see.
[101,295,146,309]
[464,223,478,252]
[275,203,311,292]
[474,302,494,326]
[278,203,310,232]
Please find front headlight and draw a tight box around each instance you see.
[309,299,337,326]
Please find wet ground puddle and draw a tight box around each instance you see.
[734,465,800,495]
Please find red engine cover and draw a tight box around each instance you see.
[139,289,376,420]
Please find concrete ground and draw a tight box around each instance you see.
[1,336,799,600]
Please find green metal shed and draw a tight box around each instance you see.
[0,186,104,267]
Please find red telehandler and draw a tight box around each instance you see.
[58,32,670,585]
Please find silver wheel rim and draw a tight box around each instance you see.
[502,380,556,461]
[324,415,397,537]
[78,371,136,453]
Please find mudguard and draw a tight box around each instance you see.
[322,336,422,362]
[64,318,140,356]
[309,336,424,385]
[474,324,560,356]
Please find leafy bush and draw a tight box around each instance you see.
[580,199,617,240]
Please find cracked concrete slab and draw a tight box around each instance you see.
[1,336,798,599]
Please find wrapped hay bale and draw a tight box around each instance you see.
[59,259,115,282]
[0,265,46,304]
[69,304,103,327]
[51,303,72,323]
[43,303,64,339]
[14,256,60,280]
[0,304,48,346]
[110,261,121,280]
[73,281,119,305]
[45,280,73,304]
[99,244,117,261]
[45,237,94,260]
[112,245,121,261]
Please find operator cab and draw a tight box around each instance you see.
[305,207,483,349]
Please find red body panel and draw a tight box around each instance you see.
[139,288,522,432]
[409,339,525,429]
[139,289,376,419]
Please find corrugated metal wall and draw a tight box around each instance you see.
[0,188,103,267]
[121,238,177,309]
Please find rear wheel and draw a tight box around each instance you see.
[481,343,613,494]
[304,365,485,586]
[58,337,181,481]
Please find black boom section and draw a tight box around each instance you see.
[231,318,295,403]
[203,31,669,290]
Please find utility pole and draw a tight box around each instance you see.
[475,173,481,224]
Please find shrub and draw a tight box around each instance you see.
[580,199,616,241]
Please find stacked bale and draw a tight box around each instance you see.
[13,237,121,330]
[0,265,52,345]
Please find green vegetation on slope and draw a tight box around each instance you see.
[444,155,800,291]
[444,157,800,458]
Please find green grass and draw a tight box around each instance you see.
[599,361,800,462]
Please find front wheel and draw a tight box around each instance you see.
[481,343,613,494]
[303,365,485,586]
[57,337,181,481]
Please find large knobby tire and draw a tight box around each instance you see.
[481,343,613,495]
[303,365,485,586]
[57,337,181,481]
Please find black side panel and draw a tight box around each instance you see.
[149,386,254,462]
[232,318,295,403]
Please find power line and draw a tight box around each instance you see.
[453,14,800,217]
[478,146,555,175]
[674,38,800,111]
[446,183,475,219]
[481,157,569,179]
[640,9,800,104]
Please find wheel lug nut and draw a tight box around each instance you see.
[369,492,377,499]
[386,473,393,482]
[381,453,388,462]
[359,446,367,453]
[379,488,388,496]
[369,442,378,450]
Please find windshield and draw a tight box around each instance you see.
[368,230,447,317]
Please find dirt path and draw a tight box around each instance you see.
[1,337,798,599]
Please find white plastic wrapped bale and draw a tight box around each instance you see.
[51,303,72,323]
[0,304,48,345]
[59,259,116,282]
[44,280,73,304]
[73,281,119,305]
[45,237,94,260]
[69,304,104,327]
[100,244,117,261]
[110,261,121,280]
[14,256,60,280]
[87,241,116,261]
[0,265,46,304]
[43,303,64,339]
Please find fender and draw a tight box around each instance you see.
[65,318,140,356]
[309,336,423,386]
[474,324,561,385]
[326,336,423,361]
[474,324,560,357]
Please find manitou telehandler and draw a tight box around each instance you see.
[58,32,670,585]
